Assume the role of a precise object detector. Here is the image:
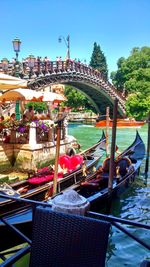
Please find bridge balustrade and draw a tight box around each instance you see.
[0,59,126,114]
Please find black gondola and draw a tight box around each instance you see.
[0,131,106,216]
[75,131,145,210]
[0,131,145,252]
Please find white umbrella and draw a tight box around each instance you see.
[41,91,66,103]
[0,88,41,102]
[0,73,27,90]
[0,88,66,103]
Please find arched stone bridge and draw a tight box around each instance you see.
[24,60,126,116]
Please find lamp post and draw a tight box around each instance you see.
[12,37,21,120]
[1,58,9,73]
[58,34,70,59]
[27,54,36,78]
[12,37,21,77]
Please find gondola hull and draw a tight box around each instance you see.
[0,132,106,216]
[76,131,145,211]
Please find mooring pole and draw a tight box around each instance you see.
[106,107,110,157]
[108,98,118,192]
[45,107,63,200]
[145,111,150,174]
[106,99,118,214]
[52,121,61,196]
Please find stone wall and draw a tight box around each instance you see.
[68,112,97,123]
[0,144,14,172]
[0,136,76,172]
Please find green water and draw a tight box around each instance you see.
[7,124,150,266]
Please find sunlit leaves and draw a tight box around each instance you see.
[126,92,150,120]
[111,46,150,119]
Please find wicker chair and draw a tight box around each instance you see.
[29,206,110,267]
[140,260,150,267]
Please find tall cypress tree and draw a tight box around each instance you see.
[90,42,108,80]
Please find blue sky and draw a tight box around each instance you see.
[0,0,150,75]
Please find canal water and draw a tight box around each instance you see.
[12,124,150,266]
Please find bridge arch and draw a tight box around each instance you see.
[26,60,126,116]
[63,81,114,114]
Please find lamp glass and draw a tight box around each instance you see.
[12,37,21,52]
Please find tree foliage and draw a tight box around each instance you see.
[64,85,96,112]
[25,102,47,112]
[111,46,150,119]
[90,42,108,80]
[126,93,150,120]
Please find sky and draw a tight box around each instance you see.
[0,0,150,76]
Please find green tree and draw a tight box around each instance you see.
[111,46,150,119]
[90,42,108,80]
[64,85,96,112]
[126,92,150,120]
[110,57,126,91]
[25,102,47,113]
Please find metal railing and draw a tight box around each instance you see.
[0,59,126,114]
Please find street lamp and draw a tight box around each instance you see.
[12,37,21,77]
[12,37,22,119]
[27,54,36,78]
[1,58,9,73]
[58,34,70,59]
[12,37,21,61]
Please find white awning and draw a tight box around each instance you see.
[0,73,27,90]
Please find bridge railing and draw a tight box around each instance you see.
[0,59,126,103]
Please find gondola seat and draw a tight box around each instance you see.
[83,155,94,160]
[29,206,110,267]
[81,175,108,191]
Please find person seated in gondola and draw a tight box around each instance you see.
[102,157,117,175]
[114,156,135,184]
[95,166,103,181]
[116,157,132,177]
